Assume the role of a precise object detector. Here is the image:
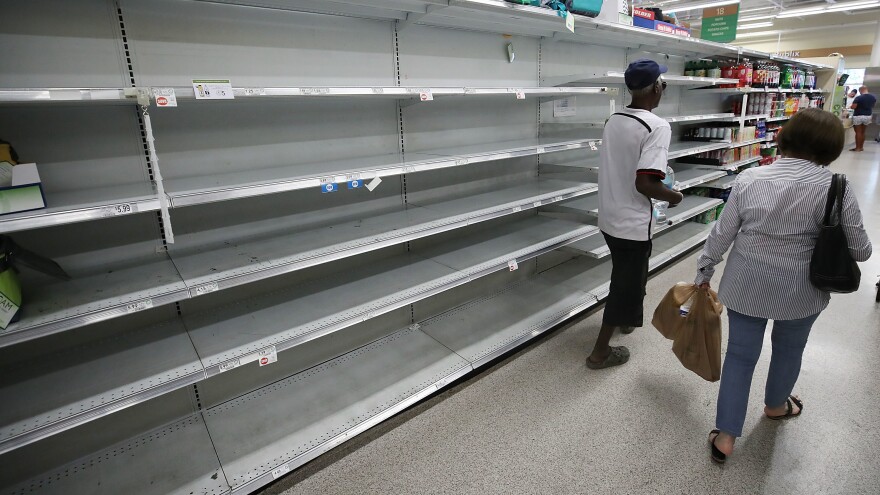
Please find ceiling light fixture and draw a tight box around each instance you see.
[736,30,782,38]
[738,14,778,21]
[737,21,774,29]
[776,0,880,17]
[663,0,740,14]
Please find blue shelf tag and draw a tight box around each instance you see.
[347,180,361,189]
[321,183,338,193]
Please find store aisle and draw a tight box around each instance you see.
[262,150,880,495]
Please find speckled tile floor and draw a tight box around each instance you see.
[259,148,880,495]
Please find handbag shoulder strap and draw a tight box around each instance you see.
[835,174,847,224]
[823,174,841,226]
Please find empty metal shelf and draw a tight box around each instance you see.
[705,174,738,189]
[0,256,189,348]
[170,179,595,296]
[419,278,596,368]
[0,183,159,234]
[183,216,597,376]
[203,325,471,494]
[673,167,727,190]
[648,221,716,271]
[0,319,204,455]
[165,137,600,207]
[2,414,228,495]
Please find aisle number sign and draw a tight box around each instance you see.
[700,4,739,43]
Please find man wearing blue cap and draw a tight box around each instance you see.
[587,59,684,369]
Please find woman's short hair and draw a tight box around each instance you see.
[777,108,844,166]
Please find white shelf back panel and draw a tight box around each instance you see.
[0,0,127,88]
[122,0,397,87]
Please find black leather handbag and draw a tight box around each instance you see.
[810,174,861,293]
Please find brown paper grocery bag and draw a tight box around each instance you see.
[653,283,724,382]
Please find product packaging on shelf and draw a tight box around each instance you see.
[0,163,46,215]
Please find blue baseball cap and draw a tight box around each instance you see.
[624,59,668,90]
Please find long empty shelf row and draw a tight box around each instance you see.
[2,215,717,495]
[557,195,722,258]
[0,215,598,453]
[3,178,595,346]
[3,137,601,233]
[0,86,614,104]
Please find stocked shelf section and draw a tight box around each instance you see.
[693,87,827,94]
[0,215,598,453]
[1,178,595,347]
[0,86,613,105]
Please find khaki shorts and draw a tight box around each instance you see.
[852,115,873,126]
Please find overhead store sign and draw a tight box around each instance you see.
[700,3,739,43]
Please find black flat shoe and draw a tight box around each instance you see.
[708,429,727,464]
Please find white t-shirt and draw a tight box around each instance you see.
[598,107,671,241]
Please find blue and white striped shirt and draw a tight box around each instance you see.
[695,158,872,320]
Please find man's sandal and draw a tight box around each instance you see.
[766,395,803,420]
[620,326,635,335]
[708,429,727,464]
[586,346,630,369]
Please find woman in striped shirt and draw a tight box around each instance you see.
[694,108,872,463]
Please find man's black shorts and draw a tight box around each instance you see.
[601,231,652,328]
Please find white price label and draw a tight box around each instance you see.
[589,142,598,151]
[271,465,290,479]
[102,203,138,217]
[512,206,522,213]
[537,146,546,154]
[0,291,20,329]
[454,158,468,166]
[610,99,616,114]
[402,166,414,174]
[194,282,219,296]
[366,177,382,192]
[361,311,376,322]
[508,259,519,271]
[565,12,575,32]
[192,79,234,100]
[258,346,278,366]
[319,176,334,184]
[435,378,449,390]
[512,89,525,100]
[420,90,433,101]
[371,87,385,94]
[554,196,563,202]
[301,87,330,95]
[533,201,542,208]
[345,173,362,182]
[153,88,177,108]
[240,87,265,96]
[126,299,153,314]
[218,359,241,372]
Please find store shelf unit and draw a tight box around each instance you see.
[0,1,835,494]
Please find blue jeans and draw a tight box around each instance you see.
[716,309,821,437]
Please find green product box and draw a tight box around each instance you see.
[0,163,46,215]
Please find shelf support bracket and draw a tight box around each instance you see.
[140,98,176,244]
[398,5,446,31]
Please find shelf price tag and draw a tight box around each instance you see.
[366,177,382,192]
[126,299,153,314]
[319,177,338,193]
[508,259,519,271]
[565,12,575,33]
[533,201,542,208]
[194,282,219,296]
[454,158,468,166]
[218,359,241,373]
[512,206,522,213]
[511,88,525,100]
[536,146,546,154]
[192,79,234,100]
[419,90,433,101]
[101,203,138,217]
[589,142,598,151]
[258,346,278,366]
[554,196,564,202]
[347,179,361,189]
[153,88,177,108]
[271,465,290,479]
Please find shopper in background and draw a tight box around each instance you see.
[587,59,684,370]
[694,108,872,463]
[850,85,875,151]
[845,89,858,112]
